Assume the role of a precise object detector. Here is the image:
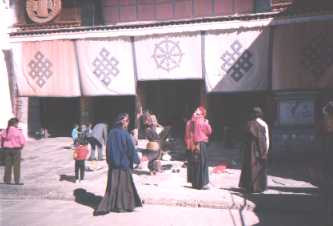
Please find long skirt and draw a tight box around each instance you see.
[94,168,142,215]
[239,143,267,193]
[187,142,209,189]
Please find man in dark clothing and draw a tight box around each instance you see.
[94,113,142,215]
[239,107,270,193]
[87,123,108,161]
[319,101,333,225]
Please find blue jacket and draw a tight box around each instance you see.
[107,127,140,169]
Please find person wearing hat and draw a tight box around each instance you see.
[94,113,142,215]
[239,107,270,193]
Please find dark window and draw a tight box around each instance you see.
[254,0,272,12]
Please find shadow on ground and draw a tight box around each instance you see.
[225,186,325,226]
[59,174,76,183]
[73,188,102,211]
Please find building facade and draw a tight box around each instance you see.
[4,0,333,156]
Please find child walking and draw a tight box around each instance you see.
[73,140,88,183]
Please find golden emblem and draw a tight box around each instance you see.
[26,0,62,24]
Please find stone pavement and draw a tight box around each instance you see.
[0,138,321,212]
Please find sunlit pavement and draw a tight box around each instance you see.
[0,138,325,226]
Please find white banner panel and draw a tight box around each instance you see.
[12,41,81,97]
[205,28,270,92]
[76,38,136,96]
[272,21,333,90]
[134,33,202,80]
[0,51,13,128]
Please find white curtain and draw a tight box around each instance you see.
[134,33,202,80]
[0,51,13,128]
[12,40,81,97]
[76,38,136,96]
[205,28,270,92]
[272,20,333,90]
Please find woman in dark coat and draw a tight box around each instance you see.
[239,107,270,193]
[185,107,212,189]
[94,113,142,215]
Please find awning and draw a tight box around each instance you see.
[272,20,333,90]
[76,38,136,96]
[205,27,270,92]
[12,40,81,97]
[134,32,202,80]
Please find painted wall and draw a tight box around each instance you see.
[102,0,255,24]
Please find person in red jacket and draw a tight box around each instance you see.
[73,141,89,183]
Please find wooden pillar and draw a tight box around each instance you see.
[200,81,207,108]
[135,82,145,128]
[80,97,93,125]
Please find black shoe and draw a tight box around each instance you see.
[15,182,24,185]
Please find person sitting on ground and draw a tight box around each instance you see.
[142,115,161,175]
[73,139,89,183]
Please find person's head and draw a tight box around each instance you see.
[193,106,207,119]
[74,124,79,129]
[250,107,263,120]
[114,113,130,129]
[7,117,19,129]
[323,101,333,117]
[81,124,87,131]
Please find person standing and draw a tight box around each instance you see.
[94,113,142,215]
[71,124,79,145]
[87,122,108,161]
[73,140,89,183]
[1,118,26,185]
[239,107,270,194]
[185,107,212,190]
[319,101,333,225]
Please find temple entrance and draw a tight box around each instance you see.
[208,92,272,143]
[137,80,203,137]
[39,97,80,137]
[91,96,136,129]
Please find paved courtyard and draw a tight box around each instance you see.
[0,137,325,226]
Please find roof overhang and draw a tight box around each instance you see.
[9,11,333,42]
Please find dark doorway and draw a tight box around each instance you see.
[138,80,202,137]
[39,97,80,137]
[208,92,271,142]
[92,96,136,129]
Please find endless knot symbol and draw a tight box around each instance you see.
[220,40,253,82]
[26,0,62,24]
[93,48,119,87]
[28,51,53,88]
[302,34,333,81]
[152,38,184,72]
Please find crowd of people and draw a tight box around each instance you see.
[1,101,332,219]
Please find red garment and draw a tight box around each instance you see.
[184,115,212,151]
[213,164,227,174]
[74,145,88,160]
[1,126,26,149]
